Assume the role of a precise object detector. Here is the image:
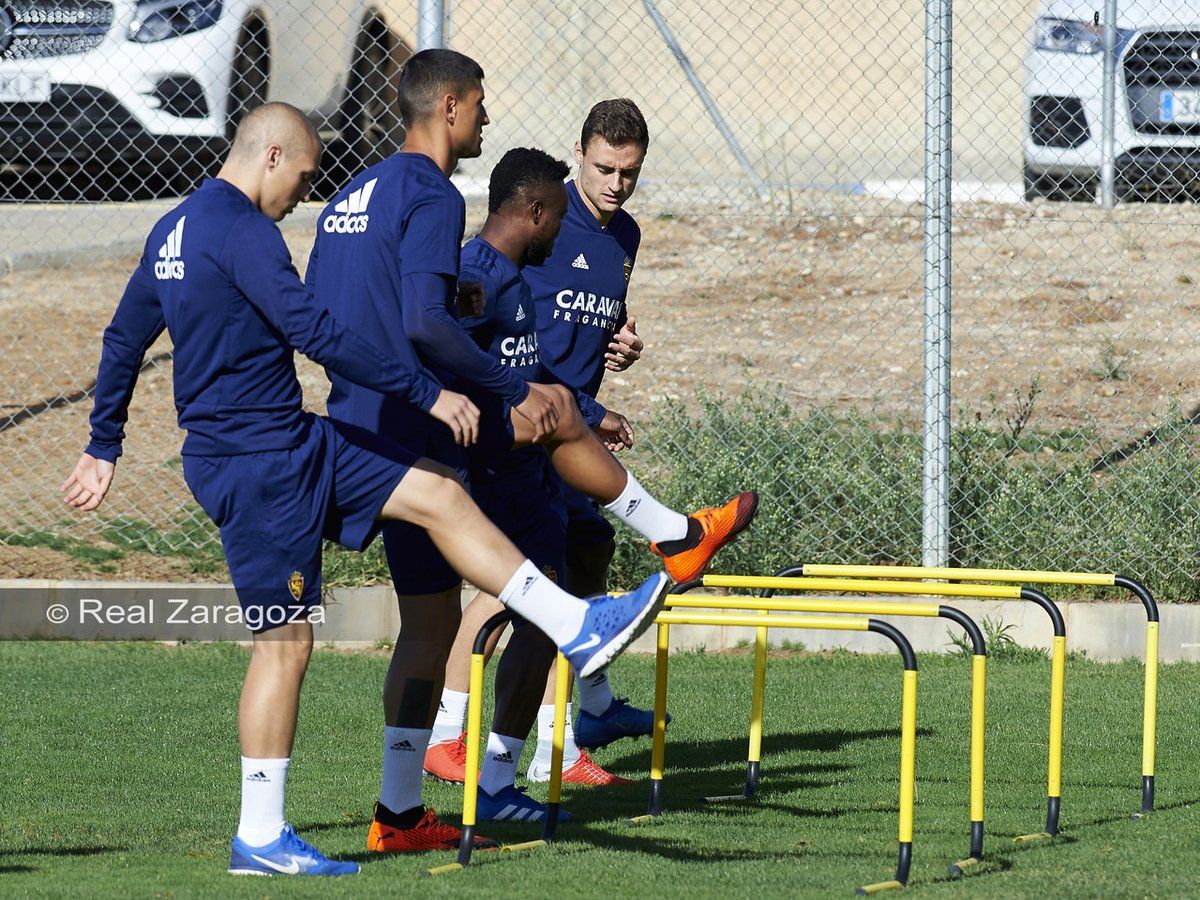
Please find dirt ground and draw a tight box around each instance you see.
[5,190,1200,580]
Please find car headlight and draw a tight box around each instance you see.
[128,0,222,43]
[1036,17,1104,54]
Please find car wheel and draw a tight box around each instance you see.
[226,23,270,141]
[341,23,404,167]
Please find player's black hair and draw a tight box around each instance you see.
[580,98,650,153]
[396,49,484,127]
[488,148,570,214]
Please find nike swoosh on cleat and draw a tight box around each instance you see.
[569,633,602,654]
[250,855,302,874]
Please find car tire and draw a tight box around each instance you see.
[226,22,270,142]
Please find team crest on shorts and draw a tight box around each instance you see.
[623,256,633,283]
[288,571,305,600]
[542,565,558,583]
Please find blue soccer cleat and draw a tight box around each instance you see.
[476,785,573,823]
[229,824,360,876]
[576,698,672,751]
[561,573,670,678]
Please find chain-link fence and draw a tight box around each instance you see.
[5,0,1200,598]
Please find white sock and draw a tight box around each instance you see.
[577,670,615,717]
[431,689,469,745]
[380,726,432,815]
[603,472,688,543]
[479,732,525,796]
[499,560,588,646]
[531,703,581,771]
[237,756,289,846]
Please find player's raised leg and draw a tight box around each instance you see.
[510,384,758,583]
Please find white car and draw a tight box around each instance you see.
[1024,0,1200,201]
[0,0,402,179]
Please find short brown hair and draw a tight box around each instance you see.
[580,98,649,153]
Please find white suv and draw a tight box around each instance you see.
[0,0,403,180]
[1024,0,1200,201]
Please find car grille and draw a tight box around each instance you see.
[1124,30,1200,135]
[1,1,114,60]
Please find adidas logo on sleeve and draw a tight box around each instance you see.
[154,216,186,280]
[571,253,589,270]
[323,178,378,234]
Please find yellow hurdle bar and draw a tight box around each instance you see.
[656,611,871,630]
[541,652,571,841]
[1138,621,1160,819]
[799,563,1115,587]
[701,573,1023,600]
[668,594,942,617]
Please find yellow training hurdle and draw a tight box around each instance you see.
[773,563,1160,818]
[662,590,988,875]
[681,574,1067,844]
[427,610,571,876]
[629,610,919,895]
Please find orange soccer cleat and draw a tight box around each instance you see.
[367,804,496,853]
[423,733,467,784]
[651,491,759,583]
[559,751,633,786]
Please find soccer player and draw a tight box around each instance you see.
[307,52,758,846]
[524,98,663,772]
[60,102,670,876]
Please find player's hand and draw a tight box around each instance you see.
[429,390,480,446]
[457,279,486,318]
[513,382,560,444]
[61,453,116,512]
[605,316,643,371]
[595,410,635,452]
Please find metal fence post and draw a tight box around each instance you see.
[417,0,445,51]
[922,0,952,568]
[1100,0,1119,208]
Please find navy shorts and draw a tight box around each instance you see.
[182,414,418,632]
[556,476,617,547]
[381,419,471,595]
[475,454,567,582]
[383,391,516,595]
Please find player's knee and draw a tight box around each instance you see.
[384,460,469,527]
[251,621,313,671]
[547,385,584,438]
[567,539,615,593]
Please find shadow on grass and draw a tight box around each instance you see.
[0,845,130,874]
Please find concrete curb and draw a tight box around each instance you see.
[1,579,1194,662]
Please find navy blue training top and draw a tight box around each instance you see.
[309,153,530,442]
[86,178,440,461]
[523,179,640,398]
[459,237,605,488]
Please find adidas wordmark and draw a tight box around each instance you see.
[323,178,377,234]
[154,216,186,281]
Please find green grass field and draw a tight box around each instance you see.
[2,641,1198,898]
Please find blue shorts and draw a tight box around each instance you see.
[182,414,418,632]
[381,419,471,595]
[383,391,517,595]
[556,477,617,547]
[475,453,567,583]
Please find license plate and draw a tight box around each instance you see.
[0,72,51,104]
[1160,88,1200,124]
